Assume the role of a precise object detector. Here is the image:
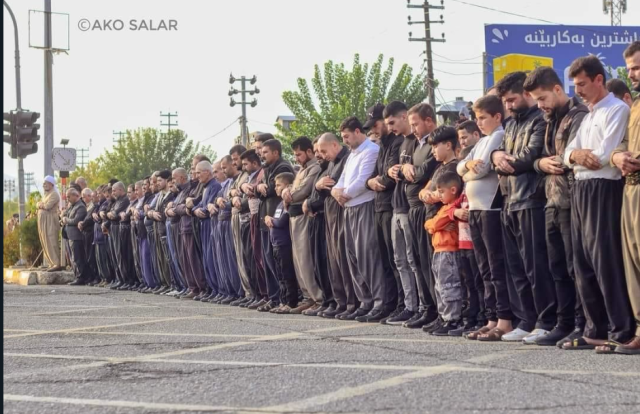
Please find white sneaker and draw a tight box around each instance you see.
[522,328,550,345]
[501,328,531,342]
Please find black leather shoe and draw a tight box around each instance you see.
[381,307,405,325]
[403,312,438,329]
[359,308,391,323]
[248,298,267,310]
[344,308,369,320]
[422,317,444,334]
[221,296,236,305]
[230,297,245,306]
[534,327,574,346]
[335,309,353,320]
[320,307,342,319]
[68,279,86,286]
[238,297,253,308]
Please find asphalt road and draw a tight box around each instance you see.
[3,284,640,414]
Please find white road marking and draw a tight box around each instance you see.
[3,315,207,339]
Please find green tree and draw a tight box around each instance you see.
[70,128,217,187]
[616,67,638,99]
[276,53,430,152]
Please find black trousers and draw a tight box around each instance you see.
[572,179,634,343]
[240,219,258,298]
[502,207,557,332]
[375,210,402,311]
[325,198,357,310]
[118,224,137,285]
[83,231,99,282]
[261,229,282,303]
[469,210,509,322]
[545,207,585,330]
[310,213,336,308]
[69,238,91,282]
[108,226,125,284]
[408,206,437,316]
[460,248,485,325]
[273,244,299,307]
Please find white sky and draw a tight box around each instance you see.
[2,0,626,194]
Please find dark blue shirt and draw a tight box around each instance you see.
[269,201,290,247]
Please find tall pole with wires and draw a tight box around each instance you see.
[408,0,445,109]
[603,0,627,26]
[228,74,259,147]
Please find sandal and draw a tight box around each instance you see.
[465,326,491,340]
[562,337,597,350]
[595,341,621,355]
[477,327,507,342]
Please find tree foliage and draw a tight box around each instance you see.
[276,53,429,150]
[71,128,216,188]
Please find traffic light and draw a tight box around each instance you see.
[14,111,40,158]
[3,111,17,158]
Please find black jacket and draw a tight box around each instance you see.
[533,97,589,210]
[258,157,295,231]
[65,201,87,241]
[492,105,547,211]
[366,133,403,213]
[322,146,350,215]
[104,195,130,230]
[80,202,97,236]
[308,161,330,215]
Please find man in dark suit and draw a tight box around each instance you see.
[64,189,90,286]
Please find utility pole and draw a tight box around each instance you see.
[113,130,125,145]
[408,0,446,109]
[160,111,178,133]
[43,0,54,177]
[77,148,89,168]
[229,74,260,147]
[4,0,31,266]
[24,172,34,194]
[603,0,627,26]
[4,179,16,201]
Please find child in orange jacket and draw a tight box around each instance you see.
[425,171,464,335]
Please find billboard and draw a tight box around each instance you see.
[484,24,640,95]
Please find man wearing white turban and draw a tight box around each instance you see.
[37,176,63,272]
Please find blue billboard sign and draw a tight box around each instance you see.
[484,24,640,95]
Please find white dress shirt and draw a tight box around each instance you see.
[564,93,630,181]
[335,138,379,207]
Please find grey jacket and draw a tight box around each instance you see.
[65,201,87,241]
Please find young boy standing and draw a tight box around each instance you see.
[457,95,513,341]
[425,172,465,335]
[264,172,299,314]
[418,126,460,334]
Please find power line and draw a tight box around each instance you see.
[438,87,484,91]
[449,0,625,35]
[432,58,482,65]
[434,68,485,76]
[199,118,239,143]
[432,51,483,62]
[448,0,560,24]
[247,119,275,127]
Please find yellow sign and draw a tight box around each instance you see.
[493,54,553,84]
